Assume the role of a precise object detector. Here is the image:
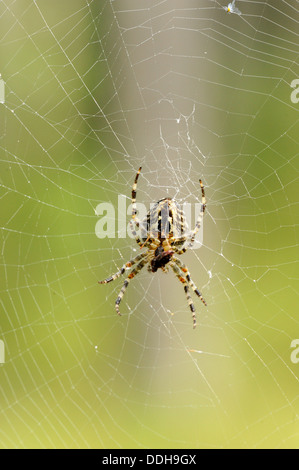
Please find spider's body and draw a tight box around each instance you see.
[141,197,187,245]
[138,197,187,273]
[99,167,207,328]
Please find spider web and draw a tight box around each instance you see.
[0,0,298,449]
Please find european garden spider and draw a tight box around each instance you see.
[99,167,207,328]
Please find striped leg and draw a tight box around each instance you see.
[176,179,206,254]
[131,167,142,228]
[130,167,144,247]
[99,252,146,284]
[129,219,143,247]
[172,256,207,307]
[115,258,147,315]
[184,285,196,328]
[170,261,196,328]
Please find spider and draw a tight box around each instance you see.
[99,167,207,328]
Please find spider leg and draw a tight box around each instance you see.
[184,285,196,328]
[129,167,146,247]
[176,179,206,254]
[170,261,196,328]
[115,258,147,316]
[131,166,142,228]
[172,256,207,307]
[98,252,146,284]
[129,219,144,247]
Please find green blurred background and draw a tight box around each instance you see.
[0,0,298,448]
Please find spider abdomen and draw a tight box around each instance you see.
[140,198,188,246]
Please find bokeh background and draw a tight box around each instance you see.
[0,0,298,448]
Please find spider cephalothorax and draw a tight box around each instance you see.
[99,167,207,328]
